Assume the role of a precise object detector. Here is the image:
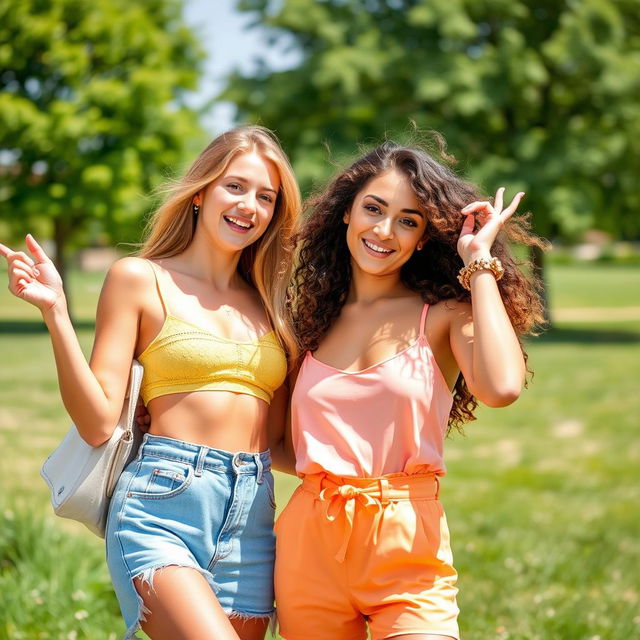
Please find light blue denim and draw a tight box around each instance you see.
[105,433,276,639]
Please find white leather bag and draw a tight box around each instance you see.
[40,360,144,537]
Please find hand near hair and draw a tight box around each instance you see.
[457,187,524,265]
[0,234,65,312]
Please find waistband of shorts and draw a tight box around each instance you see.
[301,471,439,502]
[139,433,271,475]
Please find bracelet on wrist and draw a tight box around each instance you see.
[457,256,504,291]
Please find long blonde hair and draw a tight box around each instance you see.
[140,125,301,362]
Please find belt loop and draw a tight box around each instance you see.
[378,477,390,506]
[254,453,264,484]
[194,446,208,477]
[435,475,440,499]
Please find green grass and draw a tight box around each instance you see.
[546,263,640,309]
[1,263,639,639]
[0,506,122,639]
[445,336,639,639]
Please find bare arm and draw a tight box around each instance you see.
[0,235,148,445]
[267,370,298,475]
[450,189,526,407]
[449,286,525,407]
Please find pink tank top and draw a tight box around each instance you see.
[291,304,454,478]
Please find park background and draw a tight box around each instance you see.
[1,1,639,638]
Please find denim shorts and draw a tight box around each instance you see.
[105,433,276,639]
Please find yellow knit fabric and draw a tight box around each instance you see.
[138,314,287,405]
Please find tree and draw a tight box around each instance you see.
[224,0,640,306]
[0,0,204,288]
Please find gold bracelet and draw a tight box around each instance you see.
[457,257,504,291]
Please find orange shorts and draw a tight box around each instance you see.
[274,472,459,640]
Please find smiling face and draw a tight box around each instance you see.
[344,169,427,279]
[197,151,281,254]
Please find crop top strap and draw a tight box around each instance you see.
[146,260,168,317]
[419,303,430,339]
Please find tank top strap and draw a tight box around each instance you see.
[419,303,430,340]
[146,260,168,316]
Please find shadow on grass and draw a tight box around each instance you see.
[0,320,95,334]
[532,325,640,344]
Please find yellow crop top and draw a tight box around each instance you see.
[137,262,287,405]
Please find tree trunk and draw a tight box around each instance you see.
[53,217,73,324]
[531,244,551,327]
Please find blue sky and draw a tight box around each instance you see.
[183,0,300,134]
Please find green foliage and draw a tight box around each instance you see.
[226,0,640,241]
[0,0,205,257]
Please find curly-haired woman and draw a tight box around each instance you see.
[274,138,545,640]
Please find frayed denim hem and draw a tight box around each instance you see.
[229,608,277,634]
[123,608,275,639]
[122,563,218,640]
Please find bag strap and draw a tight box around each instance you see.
[123,360,144,436]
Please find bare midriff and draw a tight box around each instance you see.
[147,390,269,453]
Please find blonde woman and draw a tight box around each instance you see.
[0,126,300,640]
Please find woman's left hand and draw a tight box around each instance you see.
[457,187,524,265]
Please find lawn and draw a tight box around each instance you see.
[0,261,638,640]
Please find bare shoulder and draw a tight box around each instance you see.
[104,256,154,291]
[96,257,155,314]
[430,298,472,324]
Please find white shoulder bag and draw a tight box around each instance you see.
[40,360,144,537]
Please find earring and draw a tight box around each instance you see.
[192,202,200,217]
[416,242,424,251]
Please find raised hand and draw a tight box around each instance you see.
[457,187,525,265]
[0,234,65,312]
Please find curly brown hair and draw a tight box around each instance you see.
[290,139,547,432]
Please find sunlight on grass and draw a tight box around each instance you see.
[547,263,640,309]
